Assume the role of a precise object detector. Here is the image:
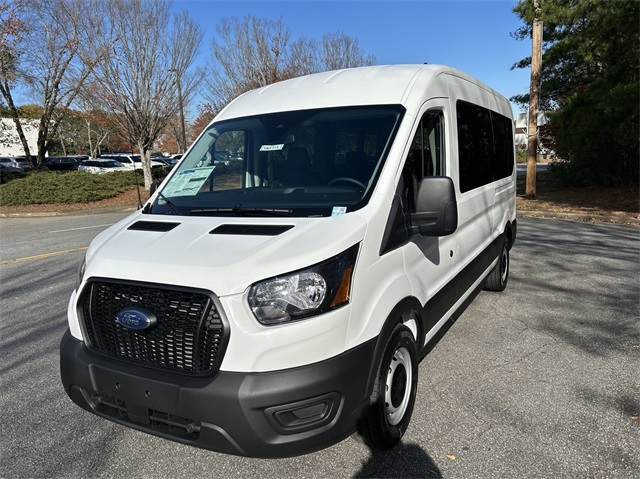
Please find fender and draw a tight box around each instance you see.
[362,296,425,403]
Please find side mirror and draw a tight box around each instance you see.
[410,176,458,237]
[149,181,160,195]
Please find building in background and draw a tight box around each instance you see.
[0,118,39,157]
[514,110,549,149]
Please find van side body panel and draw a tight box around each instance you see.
[444,73,515,292]
[367,70,516,353]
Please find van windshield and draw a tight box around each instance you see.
[149,105,404,217]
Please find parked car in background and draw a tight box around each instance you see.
[78,159,128,174]
[0,163,25,174]
[153,157,180,169]
[43,156,84,171]
[0,157,25,176]
[100,154,164,169]
[67,155,90,162]
[213,151,231,165]
[0,157,23,171]
[12,157,44,171]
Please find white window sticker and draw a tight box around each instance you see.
[331,206,347,216]
[259,144,285,152]
[162,166,215,197]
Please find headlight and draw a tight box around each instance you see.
[76,254,86,291]
[249,244,359,325]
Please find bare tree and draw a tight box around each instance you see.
[54,105,116,157]
[75,89,119,158]
[167,11,204,153]
[87,0,203,189]
[287,37,320,77]
[1,0,110,166]
[207,15,292,110]
[205,16,376,112]
[0,0,32,161]
[320,31,375,71]
[81,112,111,158]
[191,103,216,136]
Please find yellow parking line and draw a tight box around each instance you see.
[0,247,88,265]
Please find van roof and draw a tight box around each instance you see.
[215,64,505,121]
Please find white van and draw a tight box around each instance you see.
[60,65,516,457]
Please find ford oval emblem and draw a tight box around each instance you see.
[115,308,157,330]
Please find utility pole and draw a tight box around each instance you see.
[526,0,543,198]
[169,68,187,153]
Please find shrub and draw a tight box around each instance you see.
[0,170,143,206]
[0,170,27,185]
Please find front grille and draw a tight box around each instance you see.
[80,280,225,375]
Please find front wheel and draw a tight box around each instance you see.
[357,324,418,449]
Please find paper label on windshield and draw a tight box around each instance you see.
[331,206,347,216]
[162,166,215,197]
[259,144,285,152]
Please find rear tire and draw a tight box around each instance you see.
[485,240,509,292]
[357,324,418,449]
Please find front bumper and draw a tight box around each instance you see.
[60,330,375,458]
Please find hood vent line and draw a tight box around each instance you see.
[128,221,181,232]
[210,224,294,236]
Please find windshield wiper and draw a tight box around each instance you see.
[190,205,293,216]
[157,192,182,216]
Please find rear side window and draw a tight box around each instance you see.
[492,112,515,180]
[456,100,514,193]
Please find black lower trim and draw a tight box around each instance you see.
[421,234,503,344]
[60,331,375,458]
[419,279,486,360]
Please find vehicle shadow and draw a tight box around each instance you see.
[354,442,443,478]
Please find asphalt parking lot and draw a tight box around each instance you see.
[0,215,638,478]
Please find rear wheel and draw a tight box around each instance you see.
[357,323,418,449]
[485,239,509,291]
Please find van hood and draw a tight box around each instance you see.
[83,212,367,297]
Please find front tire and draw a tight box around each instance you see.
[358,324,418,449]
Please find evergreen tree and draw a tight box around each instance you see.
[513,0,639,186]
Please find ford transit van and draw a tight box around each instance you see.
[60,64,516,457]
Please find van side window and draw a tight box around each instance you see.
[402,110,445,211]
[493,113,515,180]
[457,100,514,193]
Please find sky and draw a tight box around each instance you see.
[172,0,532,114]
